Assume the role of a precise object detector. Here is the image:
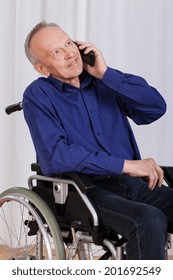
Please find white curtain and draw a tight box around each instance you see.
[1,0,173,192]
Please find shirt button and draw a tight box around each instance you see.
[89,109,93,113]
[97,132,100,136]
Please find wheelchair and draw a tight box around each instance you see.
[0,102,173,260]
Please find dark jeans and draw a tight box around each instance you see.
[87,175,173,260]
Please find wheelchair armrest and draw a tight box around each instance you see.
[67,173,95,193]
[31,162,42,173]
[31,162,95,193]
[161,166,173,187]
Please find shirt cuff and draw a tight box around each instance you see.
[102,67,122,90]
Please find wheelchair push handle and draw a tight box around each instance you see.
[5,102,23,115]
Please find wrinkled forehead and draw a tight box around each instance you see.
[30,26,69,52]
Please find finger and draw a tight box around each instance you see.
[155,165,164,187]
[153,170,159,188]
[148,173,156,190]
[75,40,85,45]
[148,172,158,190]
[77,43,97,54]
[76,42,94,50]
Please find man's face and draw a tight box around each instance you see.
[30,26,83,82]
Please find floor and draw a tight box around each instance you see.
[0,245,173,260]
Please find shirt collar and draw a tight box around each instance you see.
[47,70,92,92]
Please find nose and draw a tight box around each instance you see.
[64,48,75,60]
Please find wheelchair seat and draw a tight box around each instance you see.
[28,162,173,259]
[29,162,127,259]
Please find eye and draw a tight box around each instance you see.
[66,40,73,46]
[54,49,60,56]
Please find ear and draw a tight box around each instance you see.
[33,64,50,76]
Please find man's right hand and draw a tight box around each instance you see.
[76,41,107,80]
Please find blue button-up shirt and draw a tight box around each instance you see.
[23,67,166,176]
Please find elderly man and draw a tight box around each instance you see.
[23,21,173,259]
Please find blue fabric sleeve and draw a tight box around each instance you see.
[102,67,167,124]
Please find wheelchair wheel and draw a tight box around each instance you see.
[0,187,65,260]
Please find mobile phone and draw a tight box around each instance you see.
[74,41,95,66]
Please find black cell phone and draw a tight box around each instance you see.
[74,41,95,66]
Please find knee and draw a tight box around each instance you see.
[145,207,167,231]
[130,206,167,238]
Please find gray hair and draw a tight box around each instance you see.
[24,21,60,65]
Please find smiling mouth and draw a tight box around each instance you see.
[68,59,75,67]
[68,58,80,68]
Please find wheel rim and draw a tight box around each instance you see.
[0,195,54,259]
[0,187,65,259]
